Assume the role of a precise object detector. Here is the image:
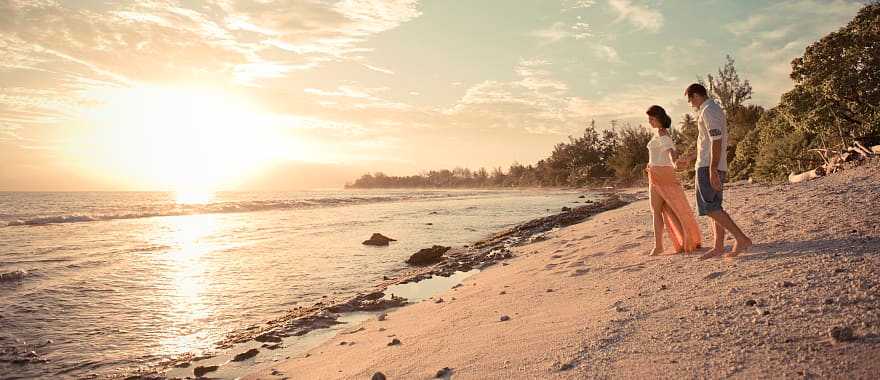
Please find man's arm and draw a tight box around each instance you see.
[706,107,725,190]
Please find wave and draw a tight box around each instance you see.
[3,193,469,227]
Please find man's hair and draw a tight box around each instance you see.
[646,105,672,129]
[685,83,708,98]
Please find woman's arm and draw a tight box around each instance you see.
[668,148,682,170]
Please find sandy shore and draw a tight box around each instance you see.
[246,160,880,379]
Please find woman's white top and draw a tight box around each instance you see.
[647,134,675,166]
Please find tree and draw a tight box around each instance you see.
[608,125,652,183]
[787,3,880,141]
[705,55,753,112]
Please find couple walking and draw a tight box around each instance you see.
[645,83,752,259]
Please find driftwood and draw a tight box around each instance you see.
[791,143,875,183]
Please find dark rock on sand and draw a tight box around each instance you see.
[327,293,406,313]
[436,367,453,378]
[232,348,259,362]
[829,326,855,342]
[363,233,397,246]
[500,315,511,322]
[193,365,219,377]
[388,338,401,346]
[561,206,572,212]
[372,372,387,380]
[745,299,757,306]
[406,245,451,266]
[255,333,282,343]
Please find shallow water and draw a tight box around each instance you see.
[0,190,594,379]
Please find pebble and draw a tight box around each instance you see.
[372,372,387,380]
[829,326,854,342]
[435,367,453,378]
[745,299,757,306]
[388,338,401,346]
[193,365,219,377]
[231,348,260,362]
[500,315,511,322]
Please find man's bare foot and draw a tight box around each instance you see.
[649,246,663,256]
[699,248,724,260]
[732,237,753,254]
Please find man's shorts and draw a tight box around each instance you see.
[696,167,726,216]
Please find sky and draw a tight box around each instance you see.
[0,0,867,191]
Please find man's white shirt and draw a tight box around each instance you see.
[695,98,728,171]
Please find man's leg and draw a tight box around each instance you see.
[699,218,726,259]
[707,209,752,257]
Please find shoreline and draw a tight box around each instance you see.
[119,192,635,379]
[246,159,880,379]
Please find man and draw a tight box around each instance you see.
[681,83,752,259]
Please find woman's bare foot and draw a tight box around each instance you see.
[699,248,724,260]
[649,246,663,256]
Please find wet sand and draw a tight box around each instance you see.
[246,159,880,379]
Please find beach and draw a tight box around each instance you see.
[245,159,880,379]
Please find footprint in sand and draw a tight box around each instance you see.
[571,268,590,277]
[614,243,641,253]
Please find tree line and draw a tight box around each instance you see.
[347,3,880,189]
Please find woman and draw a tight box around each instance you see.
[645,105,702,255]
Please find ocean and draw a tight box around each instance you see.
[0,189,592,379]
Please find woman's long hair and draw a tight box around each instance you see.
[646,105,672,129]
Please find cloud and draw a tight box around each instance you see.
[562,0,597,12]
[531,21,593,44]
[608,0,664,32]
[0,0,423,149]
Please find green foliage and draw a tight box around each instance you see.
[608,126,653,183]
[787,3,880,142]
[706,55,753,112]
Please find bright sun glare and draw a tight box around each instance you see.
[80,85,285,197]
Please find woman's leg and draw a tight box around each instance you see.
[649,185,666,256]
[665,206,685,253]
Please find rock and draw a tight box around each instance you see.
[829,326,855,342]
[174,362,191,368]
[434,298,444,304]
[372,372,387,380]
[426,223,433,225]
[546,289,554,293]
[231,348,259,362]
[388,338,401,346]
[659,284,667,291]
[500,315,511,322]
[255,333,282,343]
[262,343,282,350]
[377,313,387,321]
[779,281,795,288]
[499,291,506,295]
[561,206,572,212]
[363,233,397,246]
[435,367,453,378]
[406,245,451,266]
[745,299,757,306]
[193,365,219,377]
[578,195,586,198]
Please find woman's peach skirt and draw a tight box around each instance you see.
[647,165,702,253]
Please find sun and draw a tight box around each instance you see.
[78,85,286,195]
